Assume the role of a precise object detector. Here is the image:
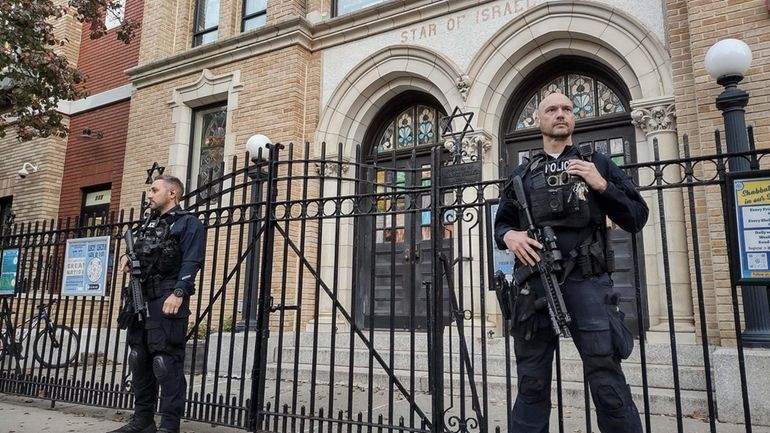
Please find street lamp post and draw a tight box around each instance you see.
[236,134,272,332]
[706,39,770,347]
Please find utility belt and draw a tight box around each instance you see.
[566,232,615,279]
[142,276,177,300]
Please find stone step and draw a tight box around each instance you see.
[264,364,709,419]
[273,347,710,392]
[274,331,712,367]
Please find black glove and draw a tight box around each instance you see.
[512,285,537,341]
[117,287,135,330]
[117,308,134,330]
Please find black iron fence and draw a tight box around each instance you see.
[0,129,768,433]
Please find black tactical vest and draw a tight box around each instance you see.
[135,211,183,289]
[519,152,602,229]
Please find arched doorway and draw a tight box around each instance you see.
[354,91,452,330]
[500,56,647,334]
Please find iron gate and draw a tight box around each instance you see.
[0,128,767,433]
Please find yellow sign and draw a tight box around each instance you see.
[737,179,770,206]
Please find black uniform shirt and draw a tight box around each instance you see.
[164,206,205,296]
[494,145,649,256]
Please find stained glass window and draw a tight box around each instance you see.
[540,77,565,100]
[568,74,594,119]
[191,105,227,198]
[417,106,435,145]
[378,124,394,153]
[396,109,413,149]
[514,74,626,130]
[374,105,441,155]
[516,95,538,130]
[598,82,624,115]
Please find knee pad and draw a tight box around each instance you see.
[595,383,625,411]
[128,347,147,372]
[152,355,169,380]
[518,375,549,404]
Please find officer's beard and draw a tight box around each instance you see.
[543,123,572,141]
[543,130,572,141]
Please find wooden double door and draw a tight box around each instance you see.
[355,153,453,330]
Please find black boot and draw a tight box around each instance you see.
[107,415,156,433]
[156,428,178,433]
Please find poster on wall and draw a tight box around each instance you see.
[0,249,20,296]
[488,202,515,284]
[61,236,110,297]
[727,170,770,285]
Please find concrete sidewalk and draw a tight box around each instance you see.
[0,394,244,433]
[1,392,766,433]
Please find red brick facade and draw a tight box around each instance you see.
[57,0,143,220]
[58,101,131,220]
[76,0,143,95]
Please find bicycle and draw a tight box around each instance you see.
[0,298,80,372]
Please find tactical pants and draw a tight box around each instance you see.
[510,274,642,433]
[126,297,188,431]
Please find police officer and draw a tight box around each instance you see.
[111,175,204,433]
[494,92,648,433]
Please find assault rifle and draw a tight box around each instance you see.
[120,229,149,326]
[511,175,572,337]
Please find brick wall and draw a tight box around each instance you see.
[667,0,770,345]
[53,0,83,66]
[77,0,144,95]
[0,133,68,224]
[57,101,130,221]
[122,45,320,328]
[139,0,309,67]
[137,0,180,65]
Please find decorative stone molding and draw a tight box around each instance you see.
[456,75,471,101]
[314,161,351,177]
[166,69,243,182]
[630,103,676,135]
[443,130,492,158]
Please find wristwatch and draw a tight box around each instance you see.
[172,288,185,298]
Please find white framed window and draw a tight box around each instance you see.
[105,0,126,30]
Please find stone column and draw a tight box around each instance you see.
[307,160,354,333]
[631,99,695,336]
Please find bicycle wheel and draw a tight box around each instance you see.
[33,325,80,368]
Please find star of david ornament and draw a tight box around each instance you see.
[440,107,475,164]
[145,162,165,184]
[440,106,474,139]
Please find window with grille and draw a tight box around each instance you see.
[513,74,626,131]
[373,105,441,156]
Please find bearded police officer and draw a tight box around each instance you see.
[494,92,648,433]
[111,175,204,433]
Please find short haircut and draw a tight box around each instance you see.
[155,174,185,198]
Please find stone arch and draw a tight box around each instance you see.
[464,1,672,144]
[316,45,466,158]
